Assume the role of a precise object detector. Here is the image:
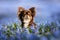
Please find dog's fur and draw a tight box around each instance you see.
[17,7,36,28]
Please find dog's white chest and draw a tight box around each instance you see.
[24,23,29,28]
[24,20,30,28]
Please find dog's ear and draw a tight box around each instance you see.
[29,7,36,17]
[17,7,25,20]
[17,7,25,15]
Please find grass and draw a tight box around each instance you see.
[0,22,59,40]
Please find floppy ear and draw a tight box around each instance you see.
[29,7,36,17]
[17,7,25,15]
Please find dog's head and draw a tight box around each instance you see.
[17,7,36,23]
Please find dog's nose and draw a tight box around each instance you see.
[26,12,28,14]
[25,15,29,19]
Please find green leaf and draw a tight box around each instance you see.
[13,23,17,30]
[29,28,32,33]
[39,27,42,34]
[44,25,51,33]
[4,29,12,38]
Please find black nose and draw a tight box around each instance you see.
[26,12,28,14]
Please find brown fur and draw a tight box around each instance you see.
[17,7,36,28]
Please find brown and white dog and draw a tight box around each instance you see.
[17,7,36,28]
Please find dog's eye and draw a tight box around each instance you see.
[28,11,31,13]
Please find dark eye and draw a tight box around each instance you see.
[21,11,24,14]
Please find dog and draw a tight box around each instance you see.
[17,7,36,28]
